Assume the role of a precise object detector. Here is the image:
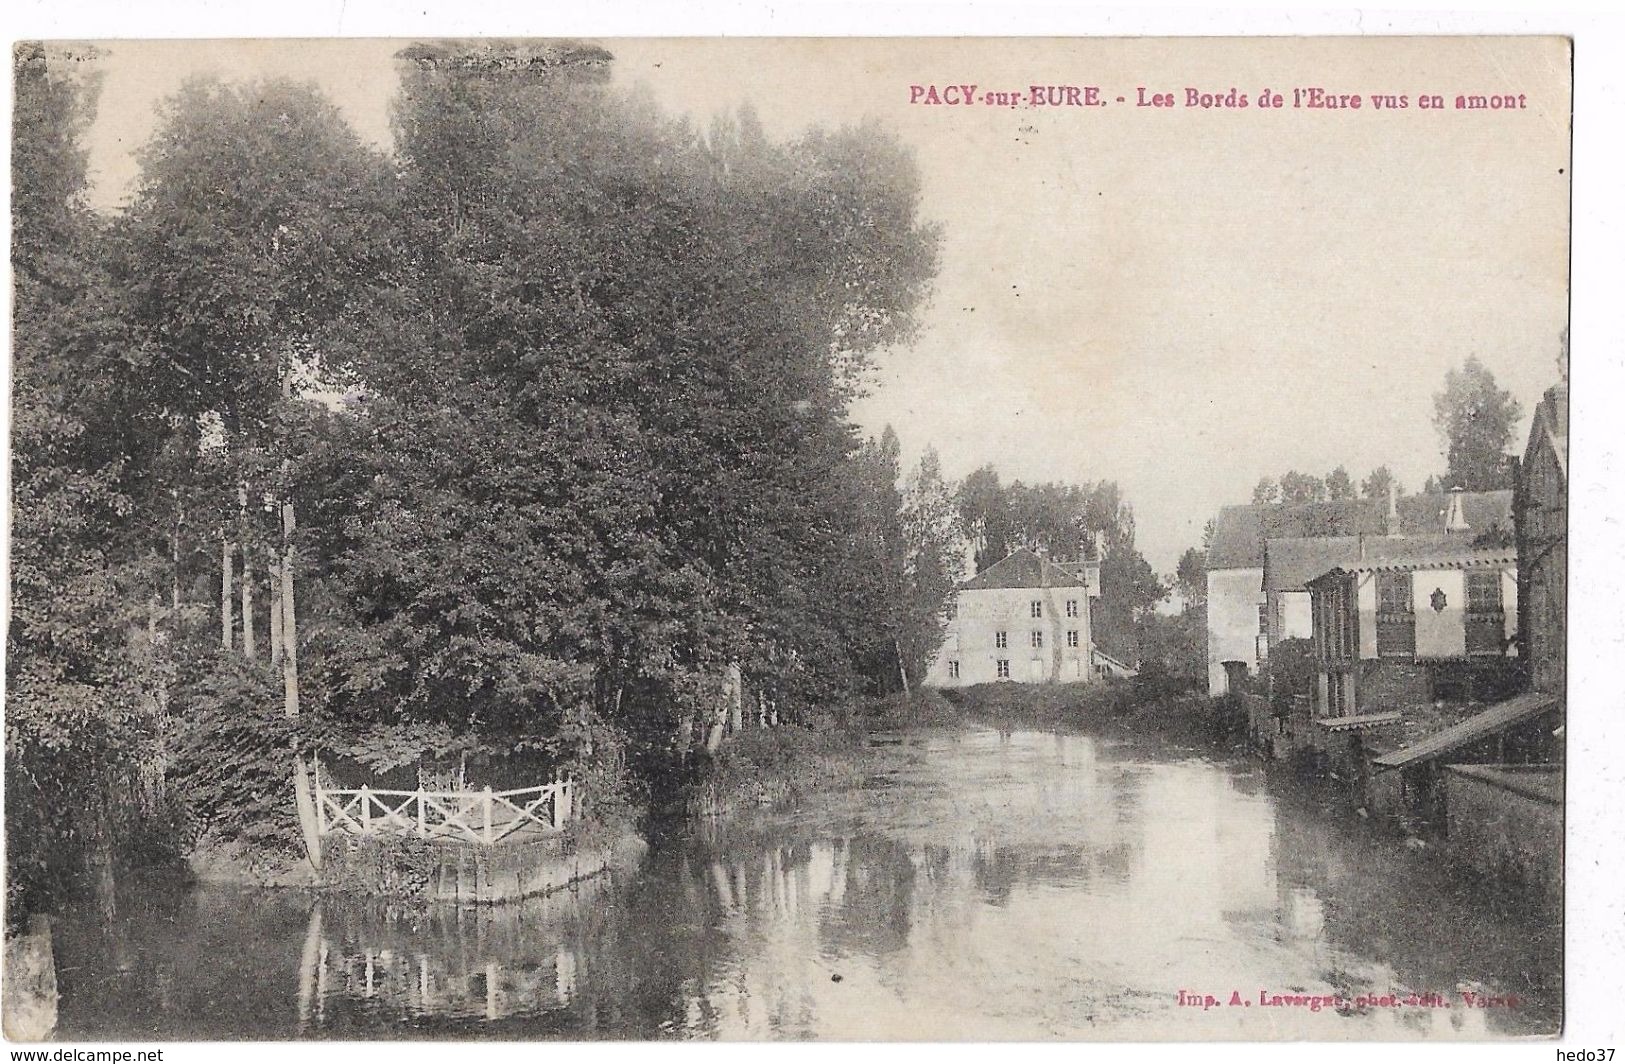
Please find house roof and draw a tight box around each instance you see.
[961,547,1090,591]
[1526,381,1568,483]
[1207,501,1376,570]
[1050,557,1100,584]
[1316,711,1404,732]
[1371,692,1559,771]
[1090,603,1138,668]
[1264,537,1362,592]
[1092,648,1137,674]
[1300,549,1514,591]
[1208,491,1513,572]
[1305,547,1518,588]
[1264,533,1464,592]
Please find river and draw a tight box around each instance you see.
[52,724,1560,1040]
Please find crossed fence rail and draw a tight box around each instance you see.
[314,778,575,845]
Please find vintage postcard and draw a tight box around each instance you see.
[5,36,1571,1044]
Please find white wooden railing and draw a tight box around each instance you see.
[314,779,574,845]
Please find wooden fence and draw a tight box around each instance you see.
[314,779,575,845]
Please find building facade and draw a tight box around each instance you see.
[1306,547,1520,721]
[1206,490,1512,695]
[924,548,1101,687]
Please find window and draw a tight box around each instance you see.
[1377,572,1413,614]
[1466,570,1506,656]
[1031,630,1043,649]
[948,660,960,679]
[1375,571,1416,658]
[996,659,1010,679]
[1066,599,1079,618]
[1258,603,1269,635]
[1067,630,1079,648]
[995,630,1008,649]
[1467,570,1503,610]
[1031,600,1043,618]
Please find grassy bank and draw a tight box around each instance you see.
[685,690,966,819]
[685,682,1251,822]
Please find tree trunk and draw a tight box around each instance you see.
[269,558,283,666]
[705,698,728,754]
[281,500,298,718]
[88,790,117,925]
[170,518,181,625]
[725,661,744,734]
[676,708,695,761]
[895,637,912,697]
[220,536,234,652]
[240,485,255,661]
[282,492,321,872]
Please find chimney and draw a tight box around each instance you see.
[1445,488,1469,532]
[1386,483,1400,535]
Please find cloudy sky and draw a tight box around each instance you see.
[78,37,1571,571]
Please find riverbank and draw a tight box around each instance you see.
[686,681,1243,823]
[938,679,1241,751]
[686,691,965,819]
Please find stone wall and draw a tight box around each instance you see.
[1356,659,1431,714]
[1443,764,1561,909]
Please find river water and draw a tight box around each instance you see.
[52,725,1560,1040]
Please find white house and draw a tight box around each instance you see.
[924,547,1103,687]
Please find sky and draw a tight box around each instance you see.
[76,37,1572,573]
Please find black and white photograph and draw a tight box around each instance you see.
[1,29,1598,1046]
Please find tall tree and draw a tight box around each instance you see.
[119,76,399,867]
[8,43,163,923]
[1174,547,1207,610]
[319,41,939,765]
[1324,466,1355,501]
[956,465,1013,572]
[1361,465,1403,501]
[897,447,965,687]
[1278,471,1327,505]
[1432,355,1522,491]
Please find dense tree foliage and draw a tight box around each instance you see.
[1360,465,1402,501]
[1432,355,1522,491]
[954,466,1166,666]
[8,41,952,918]
[8,44,166,924]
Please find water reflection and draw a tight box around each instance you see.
[54,726,1559,1040]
